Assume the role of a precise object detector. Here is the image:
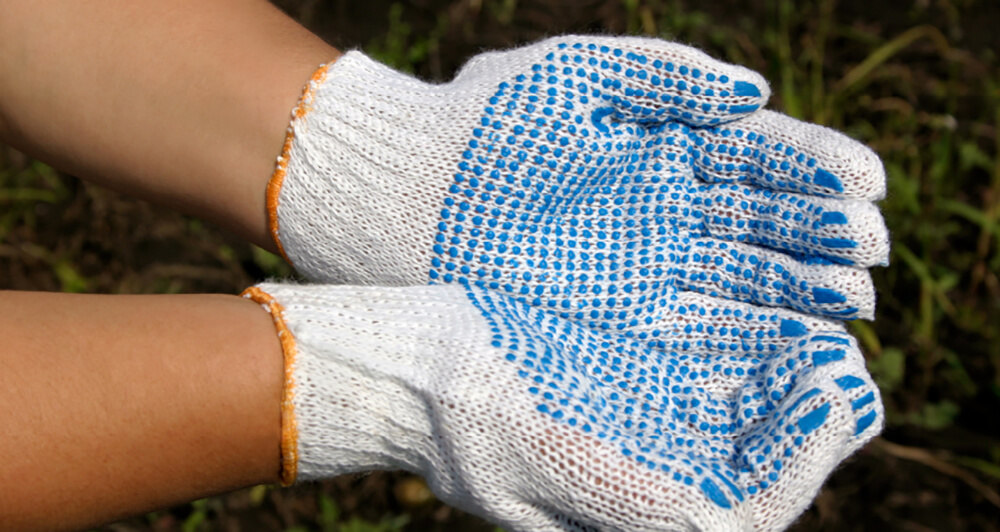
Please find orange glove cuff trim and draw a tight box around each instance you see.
[241,286,301,486]
[267,62,333,262]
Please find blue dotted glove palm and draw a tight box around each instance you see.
[270,35,889,336]
[247,282,883,531]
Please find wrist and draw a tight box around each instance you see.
[266,52,477,283]
[242,283,461,483]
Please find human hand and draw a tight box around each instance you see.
[268,35,889,337]
[244,282,882,531]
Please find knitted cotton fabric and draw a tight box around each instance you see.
[270,36,889,328]
[245,282,883,532]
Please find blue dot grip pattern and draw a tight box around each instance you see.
[462,285,880,510]
[421,39,881,511]
[430,40,863,334]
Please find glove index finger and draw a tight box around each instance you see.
[548,36,771,127]
[455,35,771,129]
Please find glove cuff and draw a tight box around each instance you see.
[266,52,467,286]
[266,62,333,265]
[241,285,304,485]
[241,282,490,484]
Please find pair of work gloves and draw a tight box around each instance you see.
[243,35,889,531]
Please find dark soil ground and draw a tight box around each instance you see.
[2,0,998,530]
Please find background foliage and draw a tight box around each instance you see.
[1,0,997,530]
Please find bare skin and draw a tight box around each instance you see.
[0,292,284,530]
[0,0,339,251]
[0,0,343,529]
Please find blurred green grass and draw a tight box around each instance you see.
[2,0,998,530]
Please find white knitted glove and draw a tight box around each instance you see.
[268,36,889,330]
[244,282,883,532]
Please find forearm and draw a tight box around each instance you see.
[0,0,339,250]
[0,291,283,530]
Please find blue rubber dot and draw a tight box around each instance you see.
[733,81,761,97]
[797,403,831,435]
[812,287,847,304]
[855,410,877,435]
[813,168,845,192]
[779,319,808,337]
[699,478,731,509]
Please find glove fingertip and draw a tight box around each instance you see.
[717,71,770,122]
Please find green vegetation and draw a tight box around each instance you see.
[2,0,996,529]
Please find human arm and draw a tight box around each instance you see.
[0,1,889,324]
[0,0,338,251]
[0,280,883,531]
[0,1,888,329]
[0,291,284,530]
